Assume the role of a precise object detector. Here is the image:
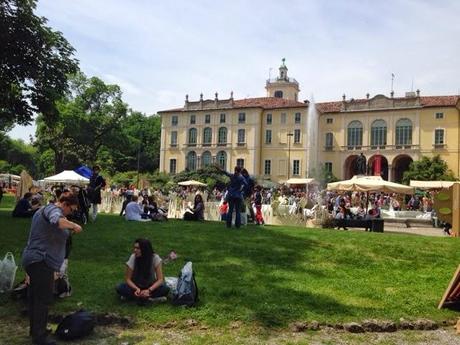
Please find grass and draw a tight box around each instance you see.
[0,193,459,332]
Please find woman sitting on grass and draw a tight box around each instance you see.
[183,194,205,221]
[116,238,169,305]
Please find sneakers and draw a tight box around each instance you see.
[148,296,168,304]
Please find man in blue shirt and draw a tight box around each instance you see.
[219,166,247,228]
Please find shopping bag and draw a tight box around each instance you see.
[0,252,18,293]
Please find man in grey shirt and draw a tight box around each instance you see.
[22,194,83,345]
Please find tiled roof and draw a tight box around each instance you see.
[158,97,307,113]
[158,95,459,114]
[315,95,460,114]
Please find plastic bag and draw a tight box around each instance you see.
[0,252,18,293]
[165,276,178,295]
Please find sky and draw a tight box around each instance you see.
[8,0,460,141]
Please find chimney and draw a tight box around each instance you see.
[184,94,189,110]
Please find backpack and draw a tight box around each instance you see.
[55,310,95,340]
[172,261,198,307]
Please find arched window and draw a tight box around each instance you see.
[202,151,212,167]
[347,121,363,148]
[188,128,197,145]
[203,127,212,145]
[395,118,412,146]
[218,127,227,145]
[186,151,197,171]
[216,151,227,170]
[371,119,387,147]
[274,90,283,98]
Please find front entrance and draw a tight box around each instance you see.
[392,155,413,183]
[344,155,360,179]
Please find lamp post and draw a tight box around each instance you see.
[287,132,294,180]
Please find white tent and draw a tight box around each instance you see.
[285,178,318,185]
[327,175,414,194]
[410,180,458,189]
[177,180,207,187]
[44,170,89,185]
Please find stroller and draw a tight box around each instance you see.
[68,188,90,224]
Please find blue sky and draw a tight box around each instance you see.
[9,0,460,140]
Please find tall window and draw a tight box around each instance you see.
[218,127,227,144]
[371,119,387,147]
[216,151,227,169]
[347,120,363,148]
[170,131,177,146]
[190,114,196,124]
[205,114,211,124]
[186,152,197,171]
[236,158,244,168]
[293,160,300,175]
[203,127,212,145]
[238,112,246,124]
[266,113,272,125]
[281,113,286,124]
[171,115,178,126]
[220,113,226,123]
[237,129,245,144]
[325,132,333,150]
[264,160,271,175]
[325,162,332,173]
[265,130,272,144]
[435,129,445,145]
[188,128,197,145]
[295,112,301,124]
[169,159,176,174]
[202,151,212,167]
[395,118,412,146]
[294,129,301,143]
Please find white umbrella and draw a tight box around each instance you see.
[44,170,89,186]
[327,175,414,194]
[410,180,458,189]
[177,180,207,187]
[285,178,318,185]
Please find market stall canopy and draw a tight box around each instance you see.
[327,175,414,194]
[285,178,318,185]
[44,170,89,185]
[177,180,207,187]
[410,180,459,189]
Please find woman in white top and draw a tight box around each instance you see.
[116,238,169,304]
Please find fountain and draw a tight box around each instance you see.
[306,95,319,177]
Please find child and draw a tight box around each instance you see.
[254,186,264,225]
[219,201,228,221]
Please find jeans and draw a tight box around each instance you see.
[116,282,170,300]
[91,203,98,221]
[26,261,54,343]
[226,196,242,228]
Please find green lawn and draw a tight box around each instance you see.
[0,193,459,330]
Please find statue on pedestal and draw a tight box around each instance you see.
[356,153,367,175]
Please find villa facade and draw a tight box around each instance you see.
[158,61,460,183]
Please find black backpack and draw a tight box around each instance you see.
[55,310,95,340]
[172,261,199,307]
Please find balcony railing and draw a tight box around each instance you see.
[433,143,446,149]
[340,144,420,151]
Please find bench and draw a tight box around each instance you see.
[334,218,384,232]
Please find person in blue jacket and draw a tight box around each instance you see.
[218,165,247,228]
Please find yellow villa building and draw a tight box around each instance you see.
[159,61,460,183]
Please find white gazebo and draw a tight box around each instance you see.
[44,170,89,186]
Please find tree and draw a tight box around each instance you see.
[35,73,128,172]
[402,155,457,184]
[0,0,79,130]
[0,132,38,176]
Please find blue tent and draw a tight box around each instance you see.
[75,166,92,179]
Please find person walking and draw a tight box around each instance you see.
[22,194,83,345]
[88,165,106,222]
[218,165,247,228]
